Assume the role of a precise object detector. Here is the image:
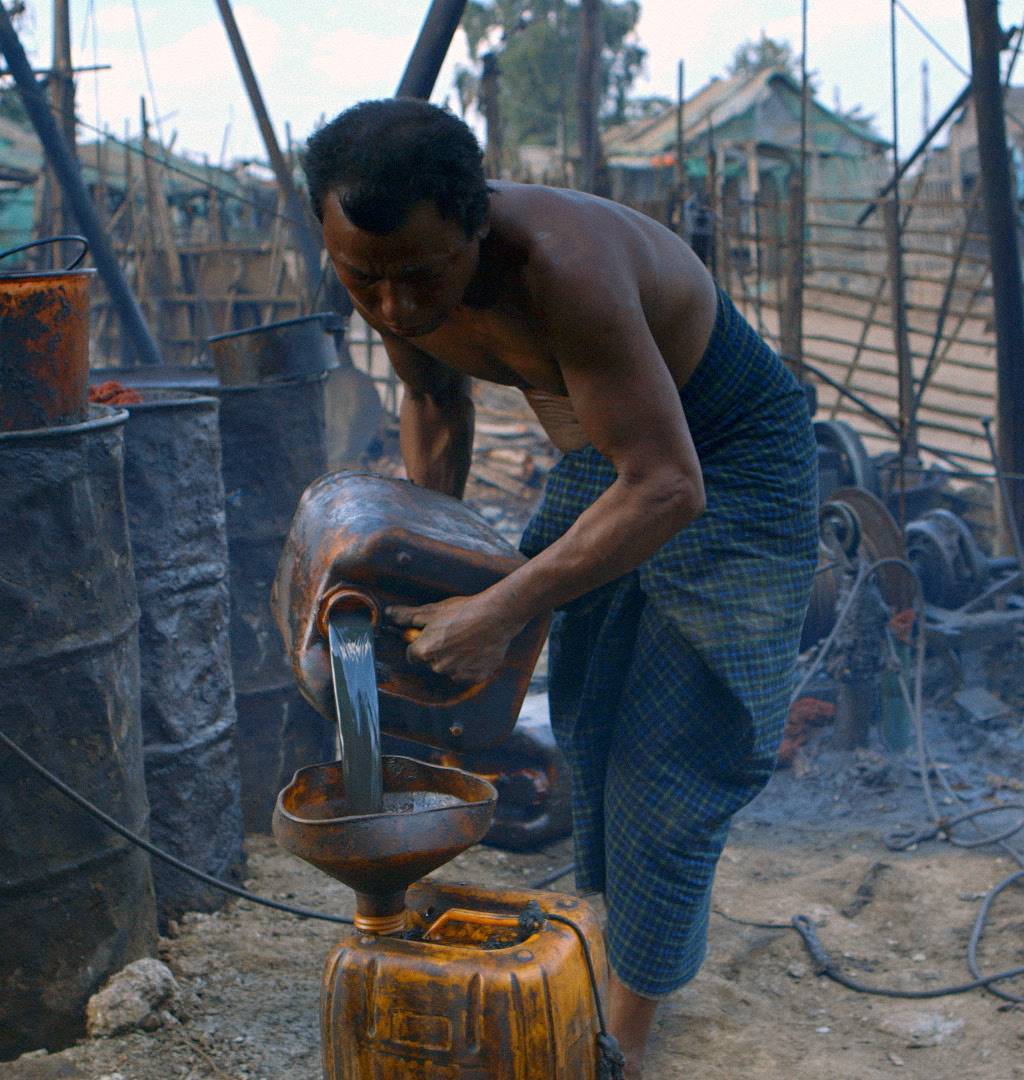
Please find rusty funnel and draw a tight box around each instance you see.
[273,756,497,934]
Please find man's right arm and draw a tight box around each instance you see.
[383,335,474,499]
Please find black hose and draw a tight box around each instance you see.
[791,915,1024,999]
[545,911,625,1079]
[529,861,575,889]
[0,728,353,927]
[967,869,1024,1004]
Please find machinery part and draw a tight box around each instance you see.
[0,406,157,1057]
[0,266,93,431]
[819,500,861,558]
[121,390,245,925]
[814,420,880,499]
[801,487,915,648]
[906,509,991,609]
[874,451,952,522]
[828,488,916,611]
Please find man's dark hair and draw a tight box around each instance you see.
[304,99,489,236]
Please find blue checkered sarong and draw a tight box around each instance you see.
[520,289,818,997]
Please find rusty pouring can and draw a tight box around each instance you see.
[0,267,94,432]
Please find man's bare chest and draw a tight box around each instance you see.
[413,307,567,394]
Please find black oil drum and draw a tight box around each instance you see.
[121,390,245,923]
[216,376,335,830]
[0,405,158,1058]
[207,312,341,386]
[89,366,354,830]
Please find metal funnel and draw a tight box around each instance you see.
[273,755,497,934]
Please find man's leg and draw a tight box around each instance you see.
[608,971,660,1079]
[601,605,762,1074]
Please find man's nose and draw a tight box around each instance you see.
[379,283,417,326]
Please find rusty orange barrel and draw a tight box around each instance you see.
[321,880,606,1079]
[0,267,94,432]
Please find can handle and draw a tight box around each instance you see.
[0,234,89,271]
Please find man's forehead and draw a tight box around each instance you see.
[323,195,465,265]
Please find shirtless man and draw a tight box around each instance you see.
[304,98,818,1078]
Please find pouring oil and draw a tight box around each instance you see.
[327,611,383,814]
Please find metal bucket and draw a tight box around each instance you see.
[0,405,158,1057]
[121,389,245,924]
[207,312,342,387]
[0,267,95,431]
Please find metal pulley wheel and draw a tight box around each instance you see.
[801,486,915,648]
[905,509,989,609]
[819,500,861,558]
[814,419,880,498]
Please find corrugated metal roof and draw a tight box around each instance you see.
[605,67,889,161]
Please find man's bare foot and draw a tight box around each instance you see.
[607,970,659,1079]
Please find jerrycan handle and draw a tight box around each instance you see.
[316,585,422,644]
[422,907,524,946]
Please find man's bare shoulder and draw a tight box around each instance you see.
[486,183,717,381]
[488,183,704,318]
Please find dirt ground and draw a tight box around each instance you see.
[4,773,1023,1080]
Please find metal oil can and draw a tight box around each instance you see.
[272,472,550,751]
[321,881,605,1079]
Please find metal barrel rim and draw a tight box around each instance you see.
[0,403,127,443]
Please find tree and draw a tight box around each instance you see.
[726,32,799,79]
[458,1,646,150]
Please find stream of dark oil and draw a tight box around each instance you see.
[328,611,383,814]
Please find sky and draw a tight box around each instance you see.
[12,0,979,167]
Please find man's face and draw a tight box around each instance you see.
[322,194,483,339]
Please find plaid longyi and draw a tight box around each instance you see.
[520,289,819,997]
